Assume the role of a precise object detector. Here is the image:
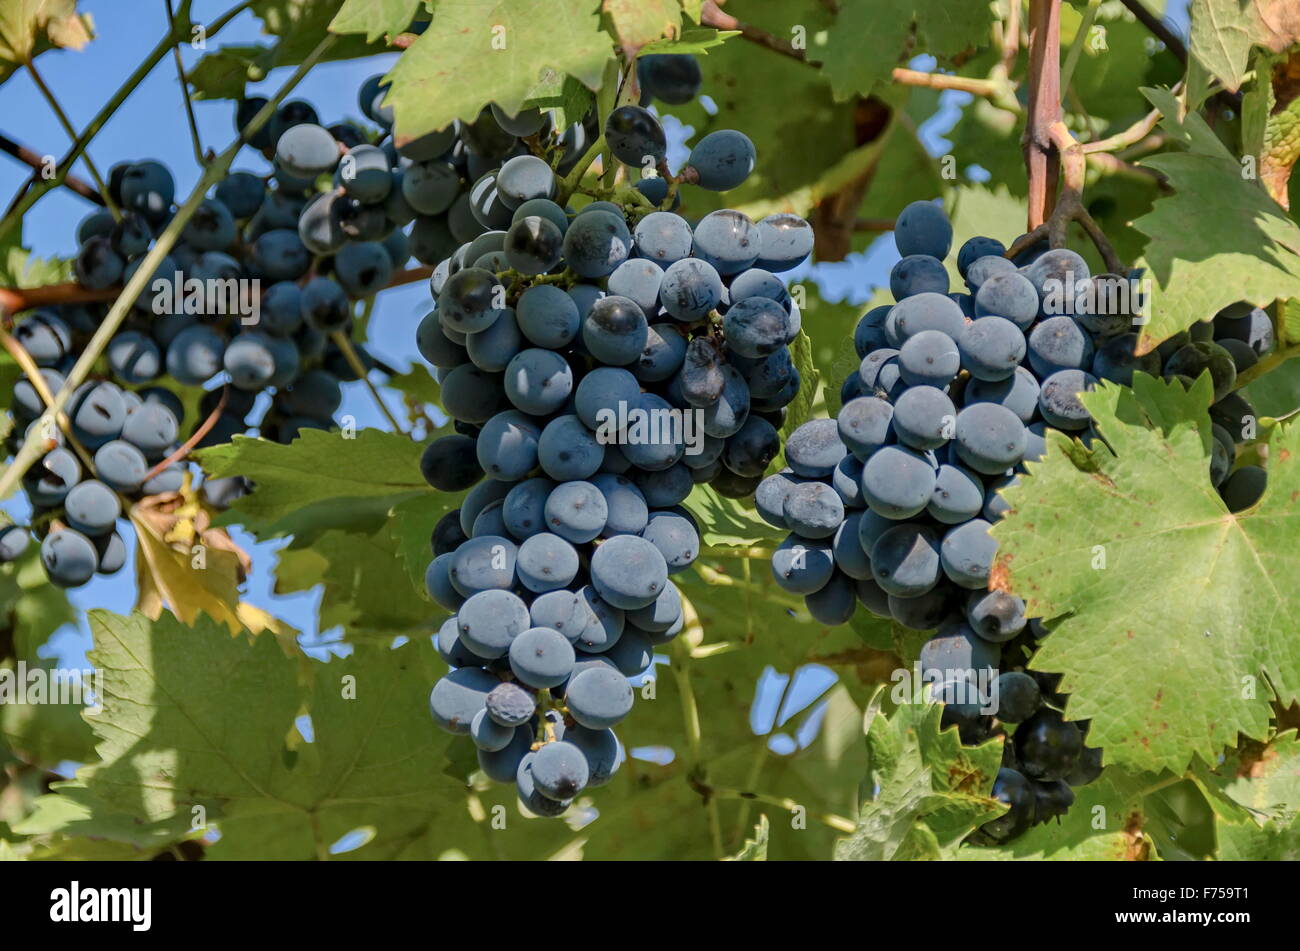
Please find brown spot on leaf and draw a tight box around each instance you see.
[988,555,1013,593]
[1123,812,1151,861]
[1153,688,1163,709]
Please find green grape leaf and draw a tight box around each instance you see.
[686,484,783,549]
[797,283,861,418]
[814,7,911,102]
[637,26,732,55]
[1142,85,1236,161]
[385,366,440,409]
[0,0,92,85]
[780,328,820,439]
[250,0,386,65]
[13,782,196,852]
[384,0,615,142]
[602,0,680,50]
[275,524,435,641]
[1188,0,1260,92]
[724,814,769,860]
[1206,732,1300,859]
[0,231,73,289]
[520,69,596,132]
[328,0,421,43]
[815,0,995,101]
[68,611,479,860]
[389,492,456,596]
[1134,104,1300,348]
[186,45,267,101]
[834,688,1004,860]
[195,429,429,541]
[993,375,1300,774]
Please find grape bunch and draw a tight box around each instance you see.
[2,79,462,586]
[759,198,1272,842]
[420,73,813,817]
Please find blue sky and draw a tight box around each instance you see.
[2,0,1193,763]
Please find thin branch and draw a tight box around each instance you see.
[0,32,338,501]
[699,1,808,64]
[25,61,118,218]
[1086,150,1168,189]
[142,386,228,482]
[997,0,1022,75]
[1081,84,1180,154]
[891,67,1007,99]
[0,132,104,204]
[1059,0,1100,102]
[165,0,207,167]
[328,330,406,434]
[1117,0,1188,64]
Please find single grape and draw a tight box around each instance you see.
[893,200,953,259]
[861,445,937,519]
[684,130,755,191]
[693,209,760,276]
[890,255,949,299]
[770,533,834,595]
[583,296,649,366]
[563,209,633,278]
[954,403,1026,475]
[509,626,577,689]
[40,529,99,588]
[940,518,997,589]
[634,211,693,264]
[957,236,1006,277]
[1038,369,1097,431]
[565,665,634,729]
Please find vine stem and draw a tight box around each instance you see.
[707,787,857,834]
[1023,0,1062,230]
[0,0,202,239]
[165,0,207,167]
[555,134,606,205]
[670,597,725,859]
[329,331,406,434]
[1059,0,1100,102]
[25,60,119,218]
[0,33,338,502]
[0,131,104,204]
